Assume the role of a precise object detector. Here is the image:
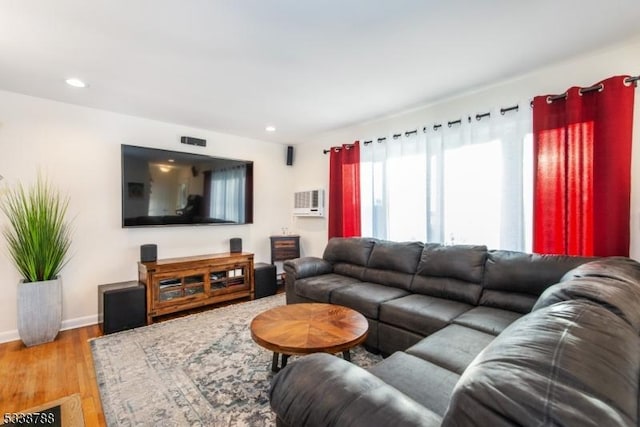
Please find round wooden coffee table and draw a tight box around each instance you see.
[250,303,369,372]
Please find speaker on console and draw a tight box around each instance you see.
[286,145,294,166]
[140,244,157,262]
[230,238,242,253]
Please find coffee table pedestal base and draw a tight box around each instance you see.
[270,350,351,372]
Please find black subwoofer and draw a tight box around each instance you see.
[98,281,146,334]
[254,262,277,299]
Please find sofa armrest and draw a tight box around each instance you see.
[284,257,333,280]
[270,353,442,427]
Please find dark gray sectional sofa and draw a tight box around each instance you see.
[270,237,640,426]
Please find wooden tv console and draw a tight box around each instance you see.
[138,252,254,324]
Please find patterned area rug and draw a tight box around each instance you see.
[90,294,383,426]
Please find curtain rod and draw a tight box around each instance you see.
[323,142,357,154]
[531,74,639,107]
[323,74,639,154]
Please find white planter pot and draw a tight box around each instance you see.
[17,277,62,347]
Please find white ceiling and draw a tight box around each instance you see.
[2,1,640,144]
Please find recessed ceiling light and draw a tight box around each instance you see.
[168,159,175,163]
[265,125,276,132]
[65,78,87,88]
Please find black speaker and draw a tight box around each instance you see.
[181,136,207,147]
[98,281,147,334]
[254,263,277,299]
[286,145,294,166]
[230,237,242,253]
[140,244,157,262]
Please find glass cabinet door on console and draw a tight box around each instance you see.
[208,264,250,296]
[153,269,207,306]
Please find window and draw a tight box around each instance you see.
[361,106,532,251]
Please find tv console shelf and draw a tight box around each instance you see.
[138,252,255,324]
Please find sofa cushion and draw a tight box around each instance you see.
[406,325,494,375]
[270,353,443,427]
[452,306,522,335]
[442,300,639,427]
[323,237,377,266]
[561,256,640,284]
[295,273,362,302]
[361,269,415,291]
[377,323,424,356]
[479,290,538,314]
[411,244,486,304]
[360,241,423,290]
[333,263,368,281]
[366,240,424,273]
[417,244,487,283]
[537,258,640,332]
[411,276,482,306]
[368,352,460,417]
[379,294,473,337]
[330,283,409,319]
[483,250,592,297]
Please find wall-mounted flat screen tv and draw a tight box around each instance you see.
[121,144,253,227]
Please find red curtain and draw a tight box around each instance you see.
[328,141,361,238]
[533,75,635,257]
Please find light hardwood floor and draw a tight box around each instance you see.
[0,291,279,425]
[0,325,106,426]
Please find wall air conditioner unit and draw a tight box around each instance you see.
[293,189,325,217]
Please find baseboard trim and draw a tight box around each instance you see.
[0,330,19,344]
[0,314,99,344]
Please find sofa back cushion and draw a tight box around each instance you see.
[480,250,593,313]
[323,237,377,280]
[362,241,424,290]
[442,300,639,427]
[411,244,487,305]
[535,257,640,333]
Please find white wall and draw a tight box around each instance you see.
[294,35,640,260]
[2,35,640,342]
[0,91,295,341]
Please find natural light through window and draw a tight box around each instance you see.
[443,140,502,248]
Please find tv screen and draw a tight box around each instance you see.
[121,144,253,227]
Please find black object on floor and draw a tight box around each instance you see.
[98,281,147,334]
[254,263,277,299]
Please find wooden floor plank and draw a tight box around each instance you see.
[0,325,106,426]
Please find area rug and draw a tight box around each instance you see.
[90,294,383,426]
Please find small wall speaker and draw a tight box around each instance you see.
[286,145,294,166]
[140,244,157,262]
[230,238,242,253]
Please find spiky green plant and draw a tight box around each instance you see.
[1,174,72,282]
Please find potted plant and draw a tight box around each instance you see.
[1,174,72,346]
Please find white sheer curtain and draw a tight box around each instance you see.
[361,103,532,251]
[210,165,246,223]
[361,132,428,241]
